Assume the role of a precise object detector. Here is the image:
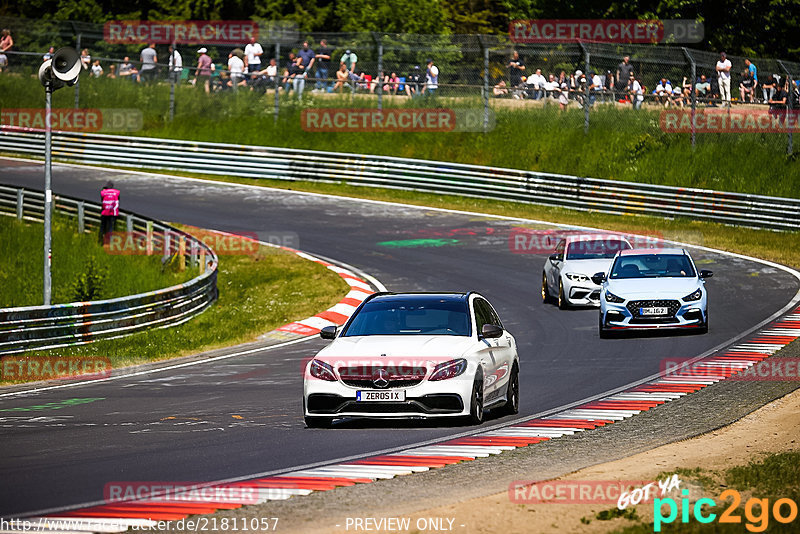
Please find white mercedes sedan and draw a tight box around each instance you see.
[543,235,632,309]
[303,292,519,428]
[594,248,713,338]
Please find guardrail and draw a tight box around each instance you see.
[0,183,218,355]
[1,127,799,231]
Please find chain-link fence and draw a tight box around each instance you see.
[1,16,798,152]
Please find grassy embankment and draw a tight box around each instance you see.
[1,74,797,198]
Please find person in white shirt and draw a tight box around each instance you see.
[228,52,245,91]
[543,74,558,99]
[424,59,439,95]
[528,68,546,100]
[628,73,644,110]
[244,37,263,73]
[168,45,182,84]
[654,78,673,107]
[716,51,732,106]
[90,59,103,78]
[589,71,603,106]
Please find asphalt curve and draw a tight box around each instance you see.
[1,158,797,517]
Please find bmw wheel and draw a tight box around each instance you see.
[542,273,554,304]
[558,280,569,310]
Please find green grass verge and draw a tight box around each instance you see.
[1,218,348,382]
[0,214,194,307]
[609,452,800,533]
[1,74,798,198]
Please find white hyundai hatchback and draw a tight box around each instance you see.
[303,292,519,428]
[543,235,632,309]
[594,248,713,338]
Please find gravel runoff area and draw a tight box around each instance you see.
[163,338,800,534]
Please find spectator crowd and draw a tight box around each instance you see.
[1,29,797,115]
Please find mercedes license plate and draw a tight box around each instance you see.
[641,307,668,316]
[356,390,406,402]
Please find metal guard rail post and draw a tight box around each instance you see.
[0,182,218,355]
[0,127,798,233]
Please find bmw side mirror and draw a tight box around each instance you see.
[699,270,713,279]
[481,324,503,339]
[320,325,337,339]
[591,272,606,285]
[549,253,561,262]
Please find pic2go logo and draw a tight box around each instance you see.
[654,489,799,532]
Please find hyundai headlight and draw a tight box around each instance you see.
[605,291,625,303]
[682,288,703,302]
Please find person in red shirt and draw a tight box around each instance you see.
[99,181,120,243]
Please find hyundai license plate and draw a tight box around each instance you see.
[641,307,669,316]
[356,390,406,402]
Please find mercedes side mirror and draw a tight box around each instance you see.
[320,325,337,339]
[591,272,606,285]
[481,324,503,339]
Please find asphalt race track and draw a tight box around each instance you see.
[1,158,798,517]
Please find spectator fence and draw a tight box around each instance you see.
[1,17,798,152]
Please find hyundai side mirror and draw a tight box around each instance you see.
[481,324,503,339]
[549,253,561,262]
[319,325,337,339]
[699,270,714,279]
[591,272,606,285]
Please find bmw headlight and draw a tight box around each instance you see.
[683,288,703,302]
[605,291,625,303]
[565,273,590,282]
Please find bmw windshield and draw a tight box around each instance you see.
[342,297,471,337]
[566,239,631,260]
[609,254,696,279]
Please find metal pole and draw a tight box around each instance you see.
[778,61,793,155]
[683,48,697,149]
[169,48,176,122]
[74,33,81,110]
[581,42,590,135]
[43,87,53,305]
[376,37,383,111]
[483,43,489,134]
[274,43,281,124]
[16,189,23,220]
[788,73,794,156]
[77,201,85,233]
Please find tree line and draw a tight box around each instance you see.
[3,0,798,61]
